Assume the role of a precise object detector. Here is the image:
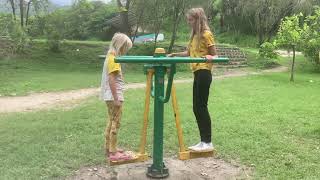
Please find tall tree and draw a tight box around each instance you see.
[168,0,186,53]
[8,0,16,20]
[275,14,303,82]
[116,0,131,35]
[19,0,24,27]
[25,0,49,26]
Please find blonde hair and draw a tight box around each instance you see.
[108,33,133,56]
[187,8,210,50]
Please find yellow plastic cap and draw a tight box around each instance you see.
[154,48,166,54]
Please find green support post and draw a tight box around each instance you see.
[115,48,228,178]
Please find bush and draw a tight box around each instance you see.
[246,50,279,69]
[216,31,258,47]
[0,15,30,54]
[44,11,65,52]
[46,27,62,52]
[259,42,279,59]
[301,6,320,64]
[302,38,320,64]
[128,43,156,56]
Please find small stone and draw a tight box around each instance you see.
[201,172,208,176]
[93,168,98,171]
[88,168,92,171]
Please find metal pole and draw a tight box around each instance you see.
[147,65,169,178]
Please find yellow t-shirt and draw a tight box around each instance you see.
[189,30,215,72]
[106,53,121,74]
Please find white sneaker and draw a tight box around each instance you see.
[188,142,203,150]
[190,142,214,152]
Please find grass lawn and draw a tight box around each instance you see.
[1,65,320,179]
[0,42,193,96]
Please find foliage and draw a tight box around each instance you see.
[26,15,47,38]
[246,49,279,69]
[301,6,320,64]
[221,0,314,45]
[44,10,66,52]
[0,14,29,53]
[274,13,303,81]
[216,31,258,47]
[259,42,279,59]
[275,14,303,48]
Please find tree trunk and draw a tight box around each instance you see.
[220,14,224,31]
[25,1,31,26]
[20,0,24,27]
[131,2,145,44]
[117,0,130,35]
[168,7,179,53]
[9,0,16,20]
[257,12,265,46]
[290,45,296,82]
[168,18,178,53]
[153,0,160,49]
[168,0,185,53]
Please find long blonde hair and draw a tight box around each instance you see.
[108,33,133,56]
[187,8,210,50]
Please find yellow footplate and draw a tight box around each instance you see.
[189,149,216,159]
[109,151,149,166]
[178,149,217,160]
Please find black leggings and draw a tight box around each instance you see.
[193,69,212,143]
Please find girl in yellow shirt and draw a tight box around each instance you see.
[169,8,217,151]
[100,33,133,161]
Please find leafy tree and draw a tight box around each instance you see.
[301,6,320,65]
[167,0,187,53]
[45,10,66,51]
[87,1,118,40]
[116,0,131,35]
[64,0,94,40]
[275,14,303,82]
[259,41,278,60]
[222,0,314,45]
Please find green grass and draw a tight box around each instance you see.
[0,42,193,96]
[1,66,320,179]
[34,39,110,46]
[216,32,259,48]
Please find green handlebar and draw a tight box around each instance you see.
[159,64,176,103]
[115,56,228,63]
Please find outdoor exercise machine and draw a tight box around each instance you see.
[108,48,229,178]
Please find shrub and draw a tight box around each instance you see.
[259,42,279,59]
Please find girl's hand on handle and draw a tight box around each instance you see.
[204,55,218,63]
[167,53,175,57]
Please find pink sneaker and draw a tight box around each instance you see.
[109,152,132,161]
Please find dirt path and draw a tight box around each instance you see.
[67,157,253,180]
[275,50,302,57]
[0,66,287,113]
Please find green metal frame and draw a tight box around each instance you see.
[115,54,228,178]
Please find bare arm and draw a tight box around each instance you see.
[108,71,121,106]
[208,45,217,56]
[205,45,218,62]
[168,50,190,57]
